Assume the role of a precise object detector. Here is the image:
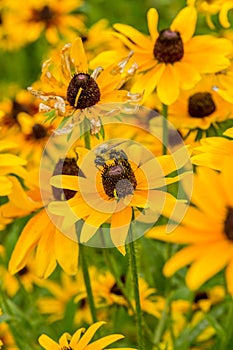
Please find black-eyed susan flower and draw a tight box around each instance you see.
[39,321,137,350]
[28,37,142,135]
[113,6,232,105]
[164,75,233,134]
[49,142,191,255]
[187,0,233,29]
[147,163,233,295]
[191,127,233,169]
[5,170,79,278]
[6,0,85,46]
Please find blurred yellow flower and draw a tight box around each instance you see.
[187,0,233,28]
[148,163,233,294]
[6,0,85,46]
[113,6,232,105]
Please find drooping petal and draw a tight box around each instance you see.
[186,240,232,290]
[80,211,112,243]
[163,245,204,277]
[110,206,132,254]
[8,210,49,274]
[54,229,79,275]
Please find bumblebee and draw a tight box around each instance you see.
[94,141,128,169]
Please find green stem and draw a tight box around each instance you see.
[79,244,98,323]
[153,295,171,346]
[162,104,168,155]
[103,245,135,314]
[84,117,91,150]
[220,297,233,350]
[78,122,97,323]
[128,225,145,350]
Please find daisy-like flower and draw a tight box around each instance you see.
[0,140,27,196]
[191,127,233,169]
[163,75,233,135]
[49,142,191,255]
[0,88,40,137]
[187,0,233,29]
[6,0,85,46]
[147,162,233,294]
[5,169,79,278]
[39,321,137,350]
[113,6,232,105]
[28,37,142,135]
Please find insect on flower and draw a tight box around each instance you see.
[94,140,128,169]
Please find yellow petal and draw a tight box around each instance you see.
[50,174,79,191]
[174,62,201,90]
[80,211,111,243]
[0,154,27,166]
[113,23,152,49]
[70,37,88,73]
[147,8,159,41]
[186,240,232,290]
[171,6,197,43]
[73,322,105,349]
[54,229,79,275]
[8,210,49,274]
[110,207,132,253]
[157,64,180,105]
[39,334,59,349]
[0,176,12,195]
[85,334,124,349]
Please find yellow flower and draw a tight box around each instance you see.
[6,170,79,278]
[6,0,85,46]
[49,142,190,255]
[0,140,27,196]
[191,127,233,170]
[165,75,233,132]
[28,37,142,134]
[187,0,233,28]
[39,321,137,350]
[147,163,233,294]
[113,6,232,105]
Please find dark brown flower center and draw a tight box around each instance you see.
[18,266,29,276]
[32,123,47,139]
[67,73,101,109]
[188,92,216,118]
[60,347,73,350]
[101,158,137,199]
[52,157,83,200]
[224,207,233,241]
[110,275,126,295]
[194,291,208,303]
[153,29,184,63]
[33,5,55,25]
[12,100,30,120]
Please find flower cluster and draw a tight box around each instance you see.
[1,1,233,350]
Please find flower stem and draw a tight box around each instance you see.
[162,103,168,155]
[79,244,98,323]
[128,224,145,350]
[78,124,97,323]
[220,296,233,350]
